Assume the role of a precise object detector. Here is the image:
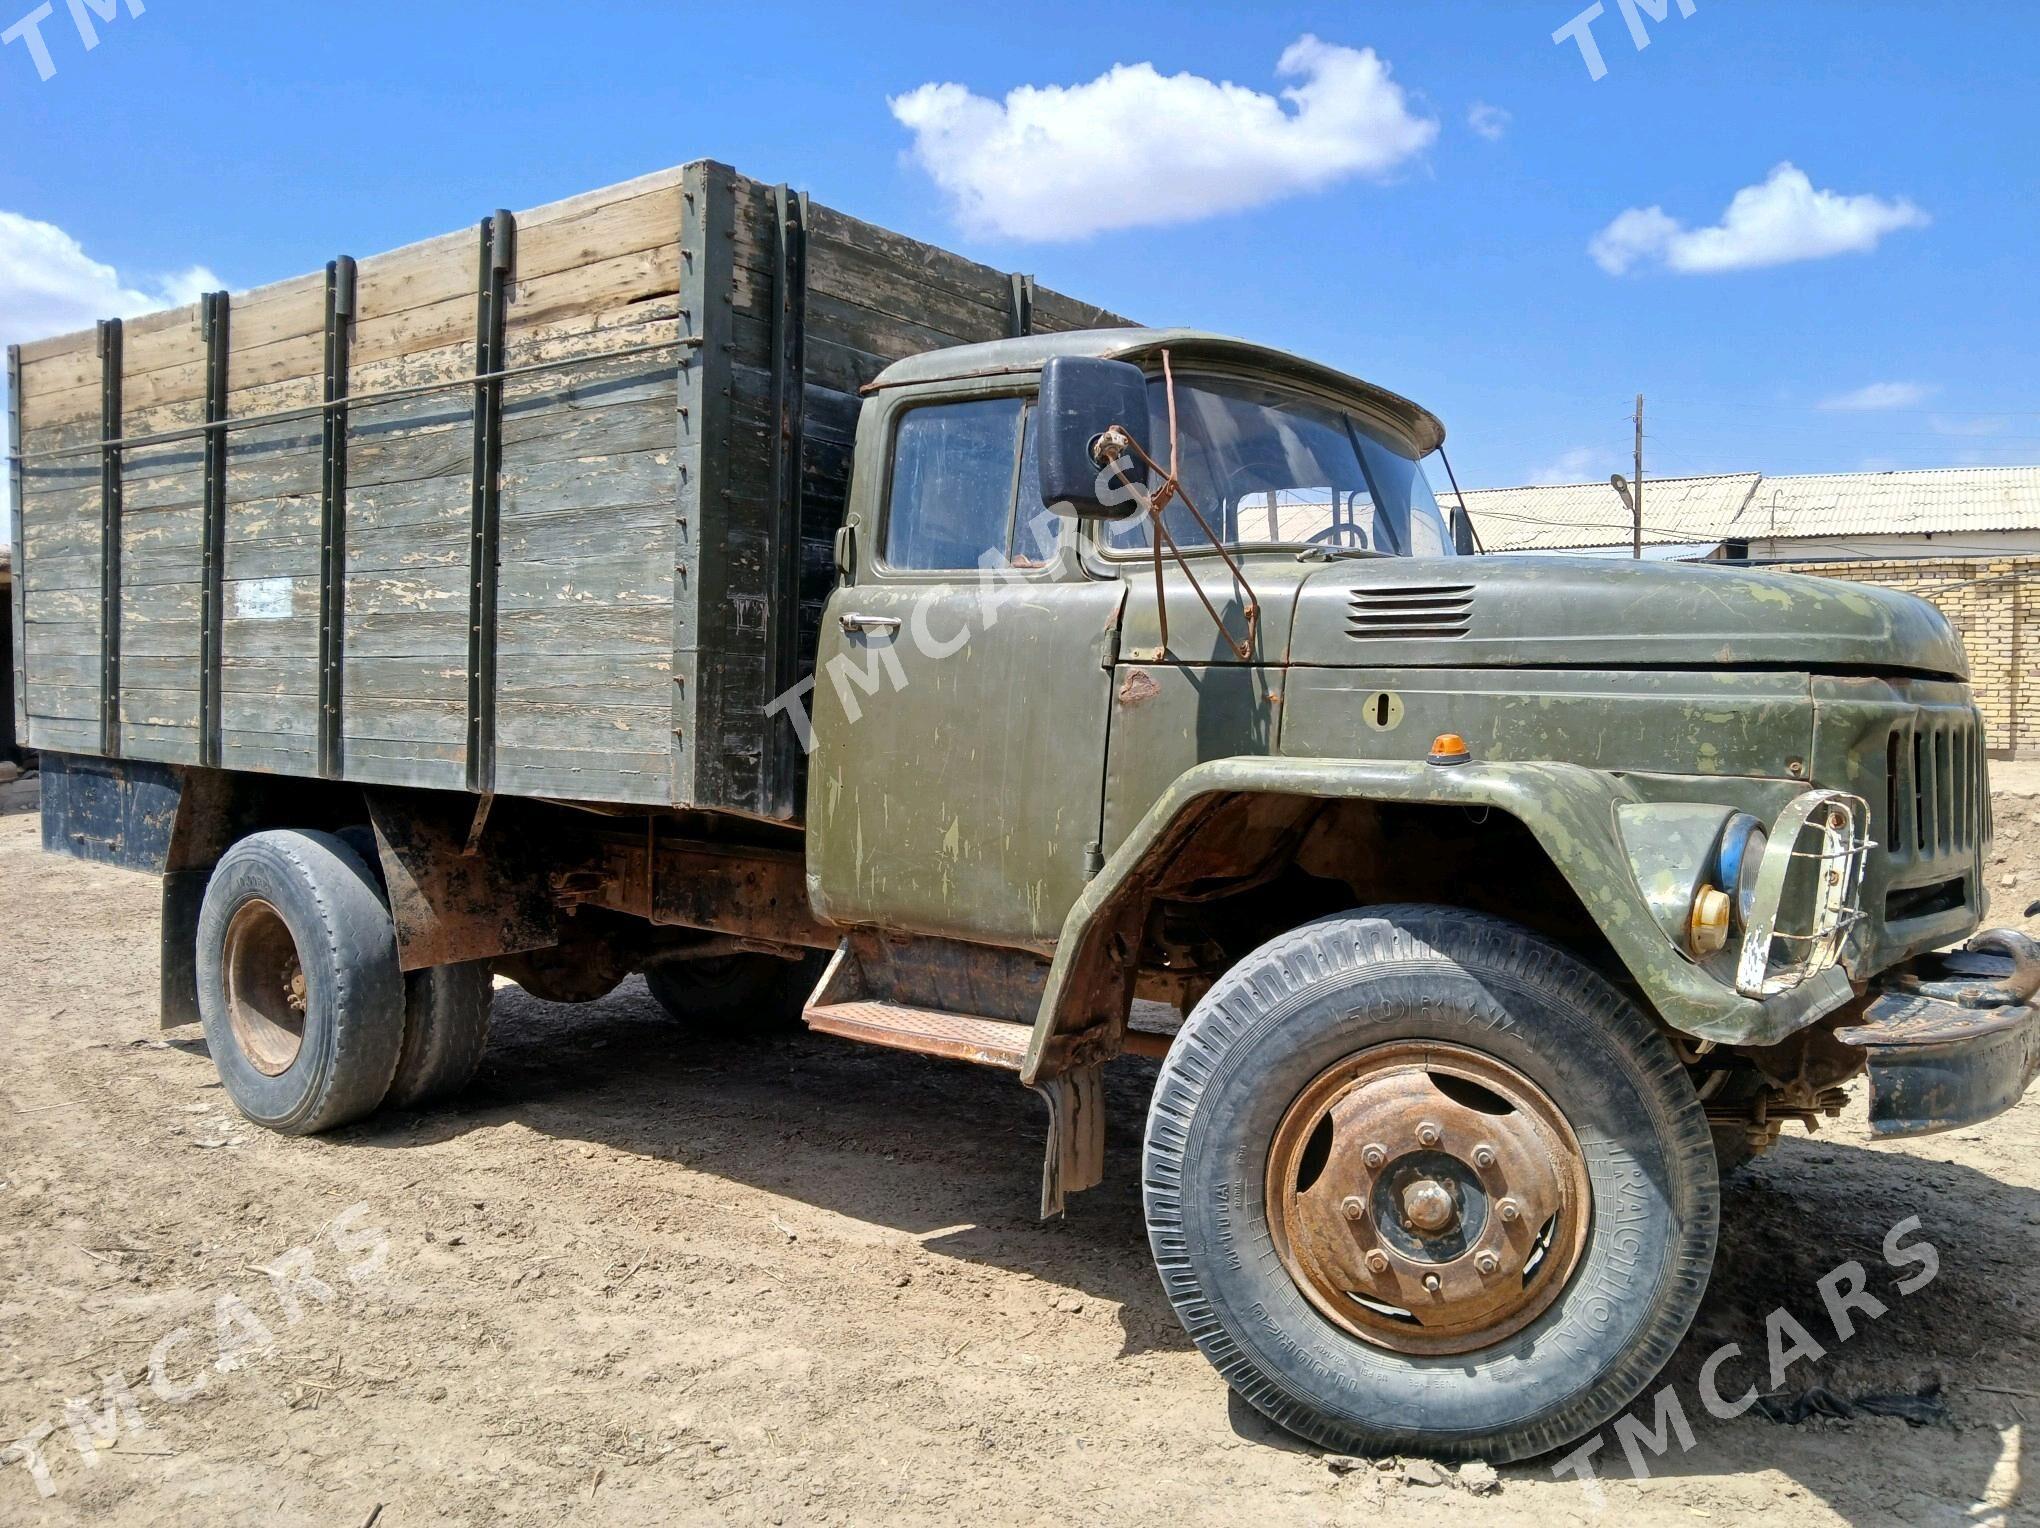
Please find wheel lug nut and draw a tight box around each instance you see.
[1415,1121,1442,1148]
[1340,1195,1366,1222]
[1499,1197,1522,1224]
[1472,1144,1496,1169]
[1476,1251,1499,1275]
[1364,1250,1390,1274]
[1361,1143,1387,1169]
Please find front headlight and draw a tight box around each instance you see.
[1716,814,1769,928]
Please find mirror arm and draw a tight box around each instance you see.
[1121,350,1261,663]
[1437,444,1481,555]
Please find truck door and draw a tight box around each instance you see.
[805,390,1124,948]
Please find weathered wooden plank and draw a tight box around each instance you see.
[488,753,670,805]
[17,326,96,369]
[345,695,467,744]
[119,720,202,761]
[339,738,467,792]
[221,651,318,693]
[118,688,201,729]
[222,733,320,776]
[339,610,468,657]
[28,650,97,688]
[28,716,104,751]
[223,691,317,735]
[353,226,476,325]
[25,682,100,721]
[24,552,105,595]
[507,245,681,336]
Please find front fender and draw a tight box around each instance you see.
[1022,756,1853,1082]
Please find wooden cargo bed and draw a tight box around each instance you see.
[6,160,1130,817]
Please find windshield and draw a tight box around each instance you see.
[1101,374,1453,557]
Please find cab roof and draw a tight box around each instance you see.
[865,327,1446,456]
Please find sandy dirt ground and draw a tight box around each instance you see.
[1,766,2037,1527]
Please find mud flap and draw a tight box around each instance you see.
[1032,1064,1104,1219]
[159,868,209,1028]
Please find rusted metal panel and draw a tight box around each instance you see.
[805,1001,1031,1069]
[569,824,835,950]
[364,786,557,970]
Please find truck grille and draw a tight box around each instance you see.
[1881,711,1989,865]
[1346,584,1474,640]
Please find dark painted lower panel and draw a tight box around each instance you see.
[38,750,183,873]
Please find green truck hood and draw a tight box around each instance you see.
[1284,555,1968,678]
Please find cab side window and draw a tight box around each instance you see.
[884,398,1029,571]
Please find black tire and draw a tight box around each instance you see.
[334,825,492,1110]
[642,951,824,1034]
[197,830,406,1135]
[1143,904,1718,1464]
[385,961,493,1110]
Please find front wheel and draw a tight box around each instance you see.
[1143,904,1718,1463]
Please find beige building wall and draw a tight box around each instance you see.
[1780,556,2038,757]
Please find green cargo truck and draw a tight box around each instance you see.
[9,160,2036,1462]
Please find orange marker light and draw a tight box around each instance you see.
[1427,733,1472,767]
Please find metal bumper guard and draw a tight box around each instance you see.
[1838,930,2040,1138]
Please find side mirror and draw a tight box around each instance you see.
[1037,356,1151,519]
[1451,506,1479,556]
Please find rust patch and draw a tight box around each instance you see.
[1117,668,1161,708]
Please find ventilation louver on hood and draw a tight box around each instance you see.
[1346,584,1475,640]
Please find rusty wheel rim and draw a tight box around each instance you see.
[222,898,309,1077]
[1265,1041,1592,1356]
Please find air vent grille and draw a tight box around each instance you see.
[1346,584,1475,640]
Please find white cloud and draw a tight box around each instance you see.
[1466,101,1511,141]
[1529,446,1620,486]
[1,213,218,537]
[1930,414,2004,438]
[1818,380,1934,412]
[0,210,220,345]
[1589,163,1927,276]
[889,36,1438,242]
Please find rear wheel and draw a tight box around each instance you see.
[1143,904,1718,1463]
[385,961,493,1110]
[197,830,405,1134]
[642,951,824,1034]
[335,824,493,1110]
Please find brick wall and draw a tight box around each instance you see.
[1777,555,2038,757]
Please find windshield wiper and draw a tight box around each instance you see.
[1294,546,1387,562]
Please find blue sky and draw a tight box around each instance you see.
[3,0,2036,495]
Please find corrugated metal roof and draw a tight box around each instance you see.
[1453,474,1759,551]
[1734,467,2040,540]
[1461,466,2040,551]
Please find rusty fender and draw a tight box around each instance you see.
[1021,756,1858,1084]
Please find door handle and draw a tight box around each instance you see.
[839,613,902,635]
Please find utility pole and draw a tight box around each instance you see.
[1631,393,1644,560]
[1610,393,1645,561]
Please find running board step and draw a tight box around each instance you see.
[803,938,1103,1219]
[803,1001,1029,1070]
